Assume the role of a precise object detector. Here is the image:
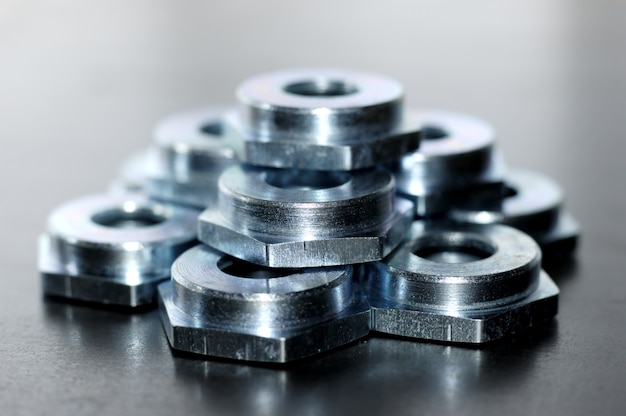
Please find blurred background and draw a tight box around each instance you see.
[1,1,625,415]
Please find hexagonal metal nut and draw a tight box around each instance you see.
[113,108,236,209]
[364,221,559,343]
[392,110,506,217]
[370,271,558,343]
[158,244,370,363]
[39,194,198,308]
[198,165,414,267]
[223,68,421,170]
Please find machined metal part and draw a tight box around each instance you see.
[154,107,236,178]
[224,68,421,170]
[450,168,579,259]
[115,108,237,208]
[39,194,198,307]
[365,221,559,343]
[392,110,506,217]
[158,244,370,363]
[198,165,414,267]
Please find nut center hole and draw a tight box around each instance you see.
[92,204,167,229]
[218,256,297,279]
[284,79,359,97]
[503,185,519,199]
[412,233,496,264]
[421,125,449,140]
[199,121,223,137]
[264,170,350,191]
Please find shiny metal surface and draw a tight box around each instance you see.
[4,1,624,415]
[225,68,421,170]
[392,110,506,217]
[39,194,198,307]
[117,108,237,208]
[450,168,579,259]
[154,107,236,177]
[366,221,558,343]
[198,165,414,267]
[158,244,370,363]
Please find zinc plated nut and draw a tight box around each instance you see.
[198,165,414,268]
[39,194,198,307]
[365,221,559,343]
[450,168,579,260]
[158,244,370,363]
[115,108,237,209]
[392,110,506,217]
[224,68,421,170]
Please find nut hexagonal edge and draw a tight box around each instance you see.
[197,197,414,268]
[369,271,559,344]
[158,281,371,363]
[39,235,165,307]
[224,113,420,171]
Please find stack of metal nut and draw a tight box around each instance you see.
[39,68,578,363]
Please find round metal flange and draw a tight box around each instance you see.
[158,244,370,363]
[39,193,198,307]
[198,165,414,267]
[370,221,542,311]
[224,68,421,170]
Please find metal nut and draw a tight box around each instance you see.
[365,221,559,343]
[158,244,370,363]
[224,68,421,170]
[450,168,579,260]
[198,165,414,267]
[116,108,236,208]
[39,194,198,307]
[392,110,506,217]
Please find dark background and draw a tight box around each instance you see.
[1,1,625,415]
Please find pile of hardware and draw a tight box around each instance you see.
[39,68,578,363]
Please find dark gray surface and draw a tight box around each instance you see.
[1,1,625,415]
